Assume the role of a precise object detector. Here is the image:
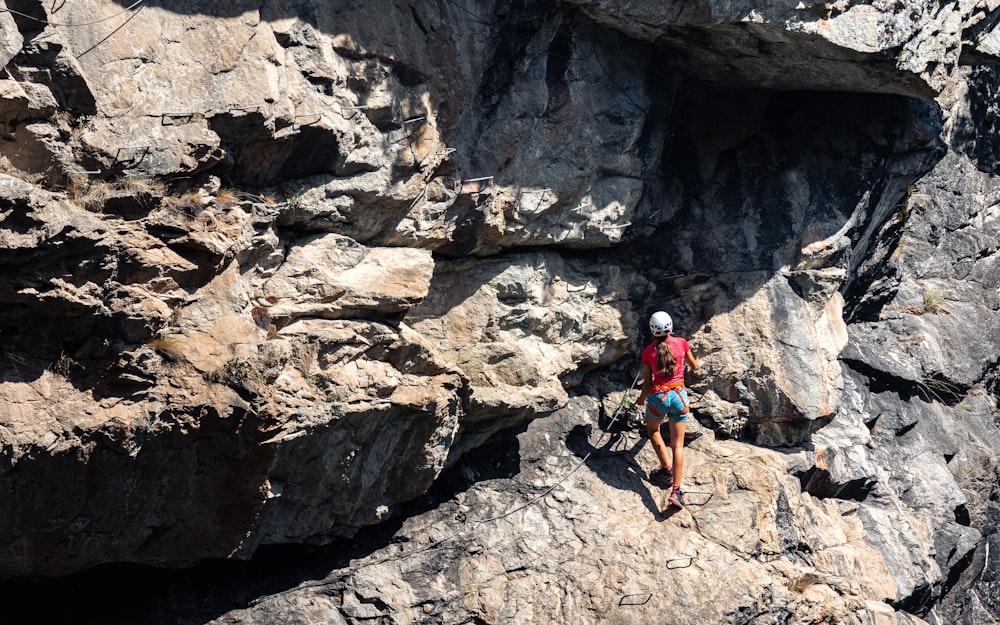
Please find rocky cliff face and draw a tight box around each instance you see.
[1,1,999,623]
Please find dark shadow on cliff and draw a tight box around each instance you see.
[618,82,946,448]
[0,419,528,625]
[0,349,49,386]
[641,85,945,326]
[94,0,503,25]
[951,65,1000,175]
[565,422,666,519]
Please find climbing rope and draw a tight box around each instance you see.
[377,370,663,548]
[18,0,704,598]
[275,369,705,609]
[1,0,144,27]
[604,368,643,431]
[341,370,646,567]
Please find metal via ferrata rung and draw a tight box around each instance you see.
[666,555,694,569]
[338,105,369,120]
[293,113,322,128]
[678,490,713,506]
[618,592,652,606]
[523,188,551,196]
[161,111,199,125]
[114,145,151,164]
[461,176,495,194]
[654,271,688,281]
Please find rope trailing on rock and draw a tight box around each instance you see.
[2,0,144,27]
[357,372,647,560]
[280,369,702,608]
[385,371,647,542]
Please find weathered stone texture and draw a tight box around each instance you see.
[1,1,999,624]
[191,398,948,625]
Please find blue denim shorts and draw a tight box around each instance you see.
[645,389,690,422]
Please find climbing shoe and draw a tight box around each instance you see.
[649,467,673,488]
[668,487,686,508]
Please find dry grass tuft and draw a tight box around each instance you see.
[149,337,187,362]
[922,290,948,314]
[215,188,240,207]
[50,352,82,376]
[70,176,165,211]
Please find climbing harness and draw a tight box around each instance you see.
[288,368,705,608]
[286,360,713,606]
[647,380,689,419]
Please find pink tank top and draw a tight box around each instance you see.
[642,336,689,388]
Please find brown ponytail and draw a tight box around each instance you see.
[655,337,677,377]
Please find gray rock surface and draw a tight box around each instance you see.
[1,1,1000,624]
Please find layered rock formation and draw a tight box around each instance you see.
[1,1,999,623]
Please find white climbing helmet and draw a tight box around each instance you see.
[649,311,673,337]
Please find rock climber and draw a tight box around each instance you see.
[635,310,701,508]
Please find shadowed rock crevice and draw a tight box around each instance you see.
[842,358,970,409]
[951,65,1000,174]
[633,82,944,443]
[0,415,531,624]
[649,22,936,97]
[474,0,559,119]
[3,1,1000,623]
[0,400,276,577]
[959,7,1000,67]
